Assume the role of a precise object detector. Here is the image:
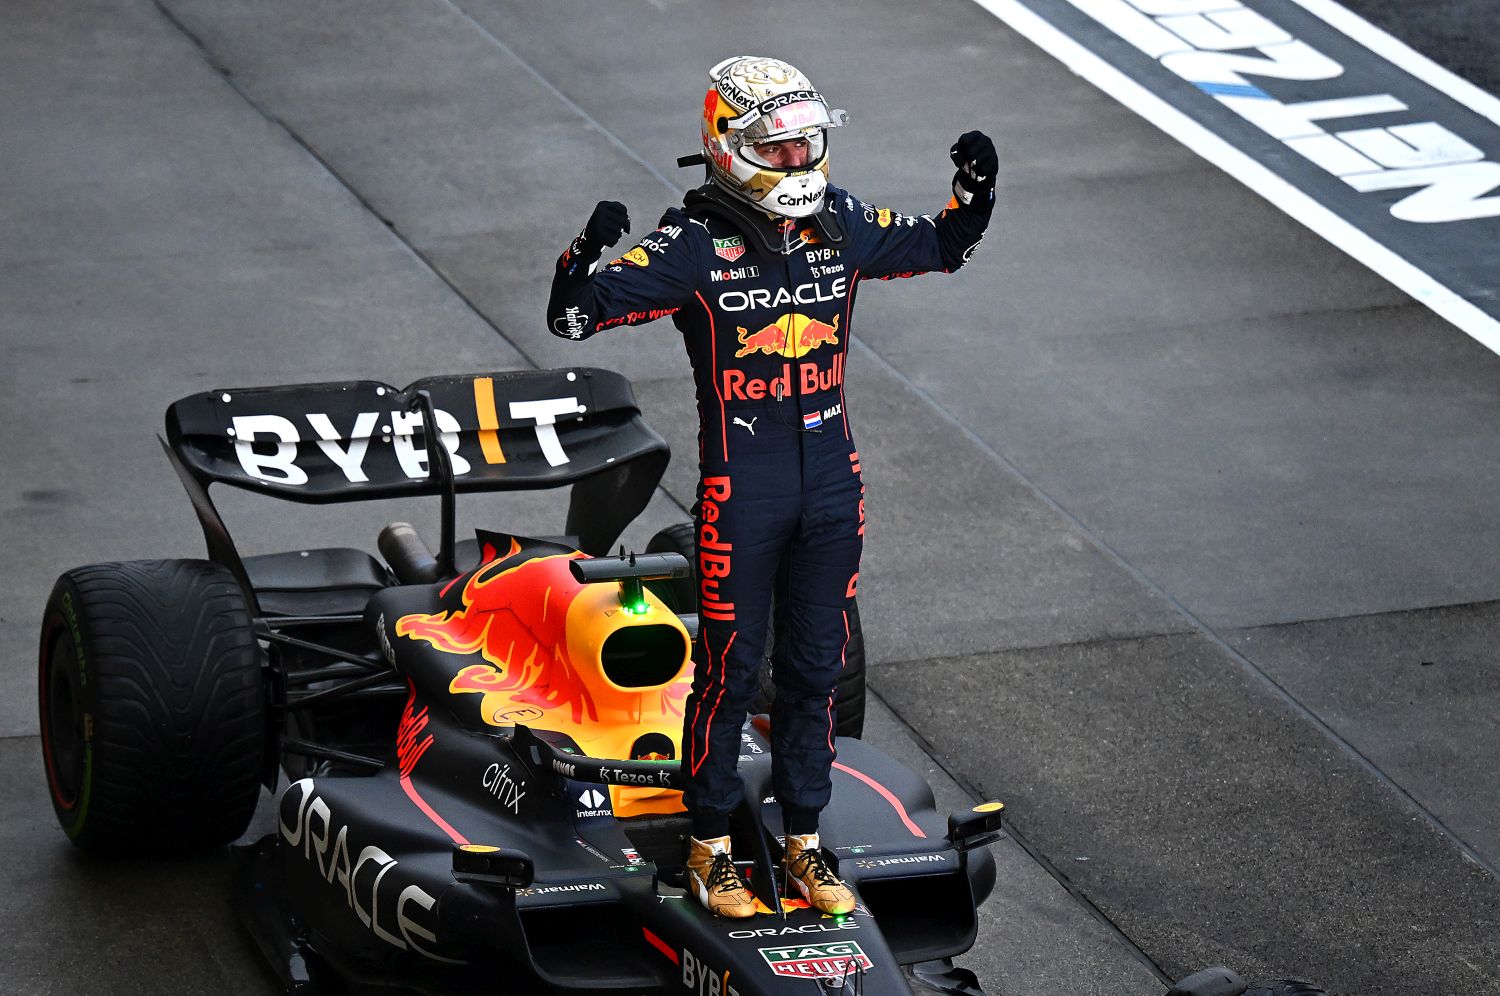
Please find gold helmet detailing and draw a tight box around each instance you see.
[701,56,848,219]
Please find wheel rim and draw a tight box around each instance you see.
[40,627,85,810]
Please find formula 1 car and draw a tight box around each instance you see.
[37,367,1316,996]
[36,367,1004,996]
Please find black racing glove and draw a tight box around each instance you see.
[558,200,630,278]
[584,199,630,250]
[950,131,997,209]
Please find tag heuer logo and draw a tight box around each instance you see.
[714,236,746,262]
[758,941,873,979]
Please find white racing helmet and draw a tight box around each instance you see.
[700,56,849,219]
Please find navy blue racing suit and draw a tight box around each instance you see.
[548,182,990,832]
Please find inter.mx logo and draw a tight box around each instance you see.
[758,941,873,979]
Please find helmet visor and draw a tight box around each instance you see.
[738,99,835,143]
[741,129,826,170]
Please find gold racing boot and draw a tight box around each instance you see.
[685,835,757,919]
[782,833,856,915]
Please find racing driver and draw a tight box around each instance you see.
[547,55,996,918]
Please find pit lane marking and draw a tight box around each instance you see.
[1291,0,1500,127]
[967,0,1500,356]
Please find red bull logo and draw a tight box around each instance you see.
[735,322,786,357]
[735,313,840,358]
[698,476,734,621]
[630,732,675,761]
[722,354,845,402]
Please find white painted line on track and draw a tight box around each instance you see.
[968,0,1500,357]
[1289,0,1500,129]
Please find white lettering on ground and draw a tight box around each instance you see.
[1063,0,1500,222]
[963,0,1500,354]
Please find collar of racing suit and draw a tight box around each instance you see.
[683,182,848,255]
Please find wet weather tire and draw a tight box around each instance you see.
[37,559,266,856]
[647,522,866,739]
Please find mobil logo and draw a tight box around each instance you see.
[734,313,841,358]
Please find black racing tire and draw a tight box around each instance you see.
[1244,984,1326,996]
[37,559,267,856]
[647,520,867,739]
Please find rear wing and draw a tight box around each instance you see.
[164,368,669,583]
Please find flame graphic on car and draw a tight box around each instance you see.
[396,554,598,724]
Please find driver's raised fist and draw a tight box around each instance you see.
[949,131,997,208]
[584,200,630,249]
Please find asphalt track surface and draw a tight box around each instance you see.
[3,2,1498,994]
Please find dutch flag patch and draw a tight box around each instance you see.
[802,411,823,429]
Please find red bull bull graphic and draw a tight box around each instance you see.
[797,316,840,350]
[734,314,840,359]
[395,551,692,816]
[630,732,675,761]
[735,322,787,357]
[721,353,846,402]
[397,554,598,724]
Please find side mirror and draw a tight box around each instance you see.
[452,844,535,889]
[946,801,1004,852]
